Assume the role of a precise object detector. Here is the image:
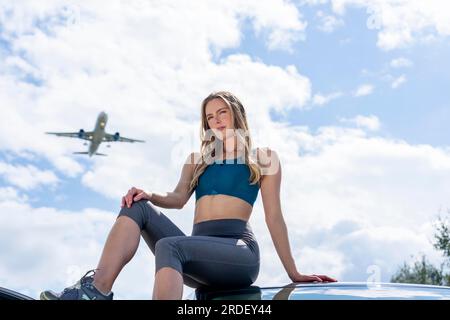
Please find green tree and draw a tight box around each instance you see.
[391,210,450,286]
[391,254,446,285]
[433,214,450,261]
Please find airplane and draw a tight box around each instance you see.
[46,111,145,156]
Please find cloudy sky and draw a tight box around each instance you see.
[1,0,450,299]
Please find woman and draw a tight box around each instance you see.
[40,91,337,300]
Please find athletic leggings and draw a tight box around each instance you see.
[117,200,260,289]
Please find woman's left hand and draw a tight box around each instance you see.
[290,272,338,283]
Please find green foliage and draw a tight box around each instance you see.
[391,210,450,286]
[391,254,447,285]
[433,214,450,261]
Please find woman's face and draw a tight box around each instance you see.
[205,98,233,139]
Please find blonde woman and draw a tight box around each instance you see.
[40,91,337,300]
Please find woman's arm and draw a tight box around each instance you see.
[265,214,299,279]
[146,190,186,209]
[259,148,337,283]
[133,152,197,209]
[259,149,298,279]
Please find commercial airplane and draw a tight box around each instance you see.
[46,111,145,156]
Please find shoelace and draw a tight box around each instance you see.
[61,269,99,294]
[80,269,97,285]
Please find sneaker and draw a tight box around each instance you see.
[40,269,113,300]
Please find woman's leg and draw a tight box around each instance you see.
[153,235,260,290]
[40,199,189,300]
[92,215,141,294]
[92,200,259,299]
[94,199,187,295]
[152,267,184,299]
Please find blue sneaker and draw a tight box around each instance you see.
[40,269,113,300]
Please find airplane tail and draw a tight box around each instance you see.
[73,152,107,156]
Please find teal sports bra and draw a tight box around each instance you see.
[195,156,260,207]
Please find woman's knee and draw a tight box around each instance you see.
[154,237,184,274]
[154,237,180,255]
[117,199,150,229]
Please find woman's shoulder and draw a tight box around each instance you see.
[252,147,279,165]
[184,151,203,166]
[252,147,280,177]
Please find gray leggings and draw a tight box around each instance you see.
[117,200,260,289]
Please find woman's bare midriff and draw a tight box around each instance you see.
[194,194,253,224]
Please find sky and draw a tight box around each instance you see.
[1,0,450,300]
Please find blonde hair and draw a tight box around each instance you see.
[188,91,262,193]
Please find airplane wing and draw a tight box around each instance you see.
[73,151,107,156]
[103,133,145,143]
[46,131,94,141]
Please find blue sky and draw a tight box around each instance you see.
[11,2,449,211]
[227,5,450,147]
[290,9,448,146]
[1,0,450,299]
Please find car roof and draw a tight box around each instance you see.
[191,282,450,300]
[0,287,34,300]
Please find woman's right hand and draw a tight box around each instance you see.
[289,272,338,283]
[121,187,153,208]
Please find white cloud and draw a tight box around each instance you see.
[240,0,308,51]
[390,57,413,68]
[309,223,446,282]
[302,0,330,5]
[391,74,407,89]
[0,162,59,190]
[1,0,450,300]
[0,200,161,299]
[362,63,409,90]
[339,37,352,45]
[316,10,344,33]
[269,126,450,282]
[0,0,312,299]
[282,127,450,232]
[3,123,450,298]
[245,126,450,287]
[339,115,381,131]
[312,91,343,106]
[354,84,374,97]
[0,0,311,181]
[0,186,28,203]
[329,0,450,50]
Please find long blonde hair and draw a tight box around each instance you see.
[188,91,262,193]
